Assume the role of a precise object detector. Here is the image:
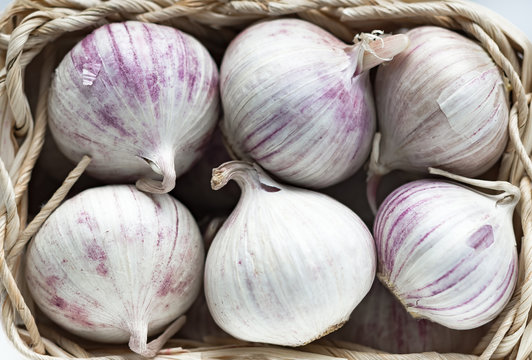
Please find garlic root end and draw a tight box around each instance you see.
[378,272,416,320]
[310,319,347,344]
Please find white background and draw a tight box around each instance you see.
[0,0,531,358]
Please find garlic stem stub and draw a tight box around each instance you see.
[374,178,519,329]
[220,19,408,188]
[25,185,204,357]
[367,26,510,213]
[48,21,220,194]
[205,161,376,346]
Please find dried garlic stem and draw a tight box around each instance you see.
[429,167,521,208]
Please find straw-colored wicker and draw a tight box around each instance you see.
[0,0,531,359]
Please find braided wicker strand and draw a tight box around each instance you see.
[0,1,531,359]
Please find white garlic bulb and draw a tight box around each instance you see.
[369,26,508,184]
[374,173,519,329]
[25,185,204,357]
[220,19,408,188]
[204,161,376,346]
[48,21,219,194]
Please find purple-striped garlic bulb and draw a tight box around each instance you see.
[367,26,509,212]
[220,19,408,188]
[25,185,204,357]
[48,21,219,194]
[205,161,376,346]
[374,170,519,329]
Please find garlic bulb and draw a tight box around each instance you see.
[48,21,219,194]
[221,19,408,188]
[204,161,376,346]
[374,173,519,329]
[368,26,509,211]
[25,185,204,357]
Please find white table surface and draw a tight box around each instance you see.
[0,0,531,359]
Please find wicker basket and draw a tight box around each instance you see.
[0,0,531,359]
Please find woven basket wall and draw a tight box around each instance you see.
[0,0,531,359]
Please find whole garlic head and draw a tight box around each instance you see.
[26,185,204,357]
[204,161,376,346]
[48,21,219,194]
[374,177,519,329]
[372,26,509,178]
[221,19,408,188]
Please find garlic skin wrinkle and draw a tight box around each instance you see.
[374,178,519,329]
[204,161,376,346]
[220,19,408,188]
[48,21,219,194]
[367,26,509,212]
[26,185,204,357]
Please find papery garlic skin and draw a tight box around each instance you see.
[374,179,518,329]
[26,185,204,357]
[372,26,508,177]
[220,19,383,188]
[49,21,219,194]
[205,161,376,346]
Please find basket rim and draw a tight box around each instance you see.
[0,1,531,359]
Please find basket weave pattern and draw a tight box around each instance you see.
[0,0,531,359]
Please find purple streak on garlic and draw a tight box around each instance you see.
[220,19,408,188]
[204,161,376,346]
[25,185,204,357]
[374,178,519,329]
[48,21,219,194]
[367,26,509,212]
